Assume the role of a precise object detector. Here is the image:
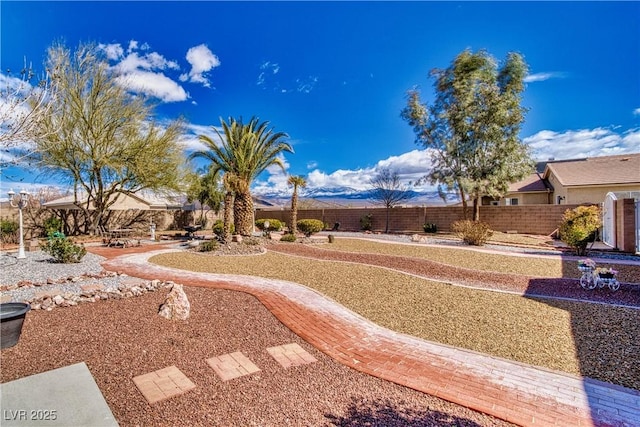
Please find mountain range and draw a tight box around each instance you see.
[253,186,458,209]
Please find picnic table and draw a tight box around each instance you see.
[183,225,203,239]
[107,228,135,247]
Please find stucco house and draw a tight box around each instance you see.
[491,153,640,205]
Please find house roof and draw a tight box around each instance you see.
[507,172,551,193]
[43,191,185,210]
[544,153,640,187]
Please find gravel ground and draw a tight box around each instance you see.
[1,286,512,427]
[151,240,640,391]
[2,236,638,426]
[0,251,130,303]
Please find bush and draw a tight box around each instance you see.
[279,233,297,243]
[198,240,219,252]
[43,216,63,236]
[0,218,18,244]
[296,219,324,237]
[559,205,601,256]
[255,218,283,232]
[451,220,493,246]
[360,214,373,231]
[423,223,437,233]
[40,231,86,263]
[212,220,234,238]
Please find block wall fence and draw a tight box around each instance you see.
[256,204,585,236]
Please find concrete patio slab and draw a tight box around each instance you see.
[0,362,118,426]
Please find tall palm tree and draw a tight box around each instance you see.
[287,175,307,234]
[189,116,292,236]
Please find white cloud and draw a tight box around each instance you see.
[524,127,640,161]
[296,76,318,93]
[115,71,188,102]
[633,108,640,116]
[100,42,186,102]
[181,44,220,88]
[306,161,318,169]
[98,43,124,61]
[523,72,566,83]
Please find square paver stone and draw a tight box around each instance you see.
[133,365,196,404]
[266,343,317,368]
[206,352,261,381]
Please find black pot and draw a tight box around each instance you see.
[1,302,30,349]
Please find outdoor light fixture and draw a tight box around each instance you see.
[7,189,30,259]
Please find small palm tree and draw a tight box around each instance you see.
[189,116,292,236]
[287,175,307,234]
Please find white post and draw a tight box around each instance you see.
[8,189,30,259]
[17,204,25,259]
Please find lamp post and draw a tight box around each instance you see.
[8,189,30,259]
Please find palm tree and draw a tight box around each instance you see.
[189,116,292,236]
[287,175,307,234]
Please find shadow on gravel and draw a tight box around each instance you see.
[526,278,640,425]
[324,398,488,427]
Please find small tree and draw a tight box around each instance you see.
[402,49,533,220]
[32,42,185,235]
[186,168,224,227]
[287,175,306,234]
[0,57,55,176]
[559,205,601,256]
[368,168,414,233]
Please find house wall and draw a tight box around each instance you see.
[256,204,583,236]
[566,184,640,205]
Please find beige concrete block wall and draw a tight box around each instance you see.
[257,204,584,236]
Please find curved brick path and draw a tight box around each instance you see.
[91,245,640,427]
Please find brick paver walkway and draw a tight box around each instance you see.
[94,246,640,427]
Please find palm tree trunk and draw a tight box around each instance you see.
[290,190,298,234]
[234,190,254,236]
[223,191,234,242]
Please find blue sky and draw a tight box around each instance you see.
[1,1,639,199]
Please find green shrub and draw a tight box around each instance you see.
[423,223,437,233]
[255,218,283,232]
[43,216,63,236]
[360,214,373,231]
[198,240,219,252]
[0,218,18,244]
[279,233,297,243]
[451,220,493,246]
[212,220,234,238]
[296,219,324,237]
[40,231,86,263]
[559,205,601,256]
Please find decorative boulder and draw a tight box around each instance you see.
[158,284,190,320]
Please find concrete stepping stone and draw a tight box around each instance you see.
[206,352,260,381]
[133,365,195,404]
[266,343,317,368]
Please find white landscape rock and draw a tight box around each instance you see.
[158,284,191,320]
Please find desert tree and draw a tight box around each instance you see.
[368,167,414,233]
[186,167,224,227]
[402,49,534,221]
[287,175,307,234]
[0,57,55,177]
[190,116,292,236]
[32,42,185,234]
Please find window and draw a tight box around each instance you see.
[505,198,519,206]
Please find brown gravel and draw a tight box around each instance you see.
[0,286,512,427]
[151,240,640,391]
